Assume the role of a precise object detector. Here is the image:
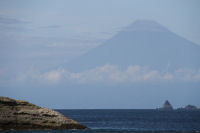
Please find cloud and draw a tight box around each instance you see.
[11,65,200,85]
[15,68,66,84]
[39,25,61,29]
[0,15,31,34]
[43,69,65,83]
[0,15,30,25]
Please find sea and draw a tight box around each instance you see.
[2,109,200,133]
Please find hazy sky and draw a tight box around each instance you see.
[0,0,200,109]
[0,0,200,61]
[0,0,200,66]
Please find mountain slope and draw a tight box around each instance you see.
[64,20,200,72]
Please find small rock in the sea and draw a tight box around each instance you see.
[184,104,198,110]
[158,100,173,110]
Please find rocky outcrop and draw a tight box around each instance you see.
[0,96,87,130]
[177,105,199,110]
[184,105,198,110]
[159,100,173,110]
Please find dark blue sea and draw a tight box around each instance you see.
[2,109,200,133]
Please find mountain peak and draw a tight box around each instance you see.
[123,20,169,32]
[64,20,200,72]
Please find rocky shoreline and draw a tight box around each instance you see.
[0,96,88,130]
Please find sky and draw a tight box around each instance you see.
[0,0,200,109]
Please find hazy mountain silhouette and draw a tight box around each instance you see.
[64,20,200,72]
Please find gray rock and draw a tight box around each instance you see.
[0,96,87,130]
[159,100,173,110]
[184,105,198,110]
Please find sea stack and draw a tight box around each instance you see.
[0,96,87,130]
[184,105,198,110]
[160,100,173,110]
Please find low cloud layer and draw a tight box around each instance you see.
[12,64,200,85]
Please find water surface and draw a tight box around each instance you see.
[2,109,200,133]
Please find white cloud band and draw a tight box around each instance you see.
[13,64,200,84]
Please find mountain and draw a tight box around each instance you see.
[64,20,200,72]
